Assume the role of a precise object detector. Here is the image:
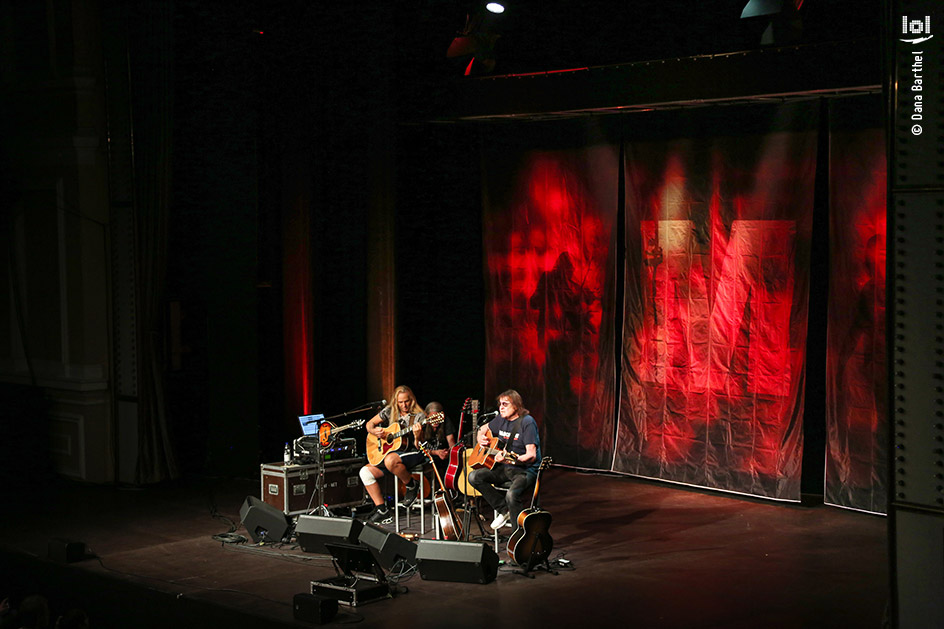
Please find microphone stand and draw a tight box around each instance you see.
[317,401,384,424]
[461,403,487,540]
[305,401,381,517]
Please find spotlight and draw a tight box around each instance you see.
[740,0,782,19]
[446,4,504,75]
[740,0,803,45]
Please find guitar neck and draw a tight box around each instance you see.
[390,416,424,438]
[482,444,517,459]
[527,458,552,509]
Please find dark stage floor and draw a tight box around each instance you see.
[0,468,888,628]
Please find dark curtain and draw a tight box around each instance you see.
[824,96,887,513]
[131,0,178,483]
[615,102,818,500]
[482,121,618,469]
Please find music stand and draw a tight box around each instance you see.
[311,542,392,607]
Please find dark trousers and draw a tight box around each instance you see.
[468,464,534,523]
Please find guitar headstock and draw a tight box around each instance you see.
[427,411,444,426]
[539,457,553,471]
[472,399,479,416]
[461,397,472,413]
[352,419,366,428]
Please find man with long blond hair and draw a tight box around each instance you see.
[359,385,426,524]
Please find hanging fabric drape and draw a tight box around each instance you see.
[482,122,619,470]
[615,102,818,500]
[825,97,887,514]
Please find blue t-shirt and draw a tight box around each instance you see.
[487,413,541,474]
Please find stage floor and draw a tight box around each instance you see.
[0,468,887,628]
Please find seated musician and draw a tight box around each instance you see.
[468,389,541,530]
[419,401,456,479]
[359,385,425,524]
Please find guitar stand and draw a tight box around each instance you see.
[459,496,487,541]
[512,551,558,579]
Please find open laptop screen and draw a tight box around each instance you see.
[298,414,324,436]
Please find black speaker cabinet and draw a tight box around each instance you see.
[415,540,499,584]
[47,538,89,563]
[293,592,338,624]
[239,495,290,543]
[296,515,363,555]
[357,521,417,571]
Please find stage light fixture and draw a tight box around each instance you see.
[739,0,803,45]
[486,2,505,13]
[740,0,783,19]
[446,4,504,76]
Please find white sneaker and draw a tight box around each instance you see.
[490,512,509,529]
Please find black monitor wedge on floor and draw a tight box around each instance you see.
[296,515,364,554]
[239,495,290,543]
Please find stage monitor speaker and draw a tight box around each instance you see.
[239,495,290,543]
[293,593,338,624]
[296,515,363,555]
[415,540,499,584]
[357,521,417,571]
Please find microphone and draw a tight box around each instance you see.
[366,399,387,407]
[480,410,499,420]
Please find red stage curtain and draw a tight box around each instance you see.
[616,104,817,500]
[824,102,887,513]
[482,128,618,469]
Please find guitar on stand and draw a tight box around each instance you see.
[445,399,489,540]
[318,418,366,448]
[365,412,444,466]
[418,441,463,541]
[444,398,472,491]
[507,457,555,576]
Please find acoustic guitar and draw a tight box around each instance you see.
[365,411,443,466]
[418,441,463,541]
[444,398,474,491]
[507,457,553,570]
[467,434,518,470]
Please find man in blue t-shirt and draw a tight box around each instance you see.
[468,389,541,530]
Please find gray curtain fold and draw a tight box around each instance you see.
[129,0,178,483]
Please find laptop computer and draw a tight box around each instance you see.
[298,414,325,436]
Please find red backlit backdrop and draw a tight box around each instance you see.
[825,107,887,513]
[615,104,817,500]
[482,128,618,469]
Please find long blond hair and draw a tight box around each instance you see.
[388,385,423,425]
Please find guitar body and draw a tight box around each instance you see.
[468,435,501,469]
[318,421,336,447]
[443,445,464,490]
[468,436,517,470]
[507,508,553,569]
[433,490,463,541]
[365,423,405,466]
[456,450,482,497]
[365,412,444,466]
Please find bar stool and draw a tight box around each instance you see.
[491,479,515,553]
[393,463,432,536]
